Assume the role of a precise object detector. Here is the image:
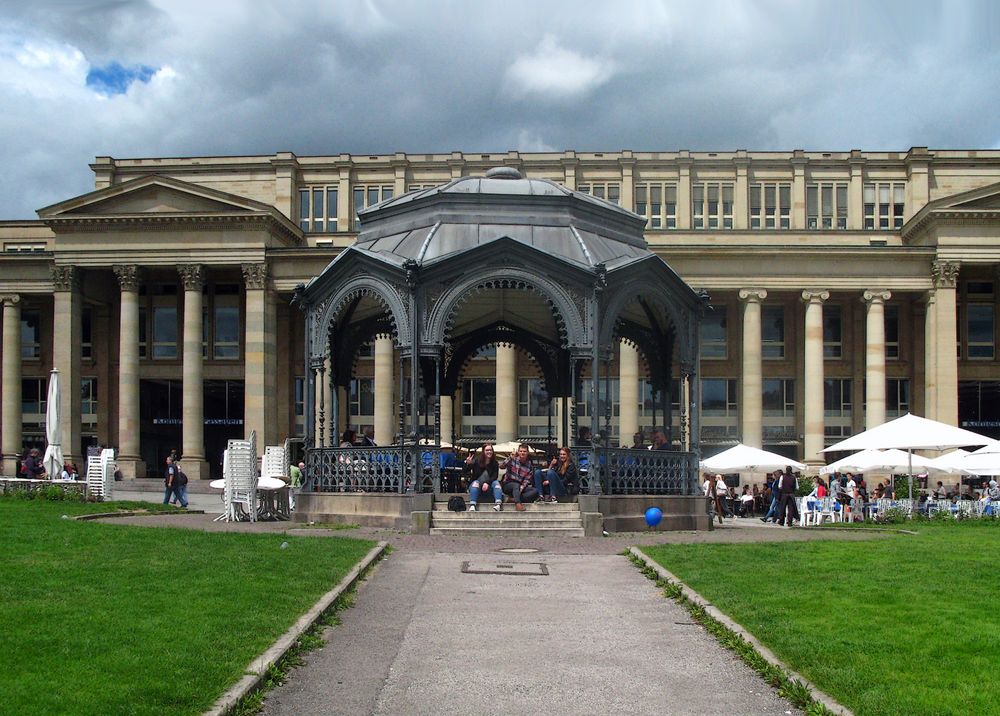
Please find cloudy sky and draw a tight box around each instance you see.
[1,0,998,219]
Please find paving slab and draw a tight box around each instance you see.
[260,550,801,716]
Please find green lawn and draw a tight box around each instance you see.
[0,498,376,715]
[641,522,1000,716]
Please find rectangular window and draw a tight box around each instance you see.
[701,378,737,417]
[577,378,620,420]
[462,378,496,417]
[634,182,677,229]
[294,377,305,417]
[21,377,47,420]
[807,182,849,229]
[152,305,178,359]
[213,285,240,360]
[298,185,339,232]
[967,304,995,359]
[353,184,393,230]
[82,308,92,360]
[761,305,785,359]
[349,377,375,418]
[700,307,727,359]
[885,305,900,360]
[749,183,791,229]
[864,182,905,230]
[823,305,842,359]
[21,310,40,359]
[762,378,795,417]
[824,378,852,416]
[518,378,551,417]
[3,242,46,253]
[81,378,97,425]
[692,182,734,229]
[577,183,621,205]
[886,378,910,417]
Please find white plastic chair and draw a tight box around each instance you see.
[224,439,258,522]
[86,448,115,501]
[814,497,839,525]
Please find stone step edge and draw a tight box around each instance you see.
[429,528,585,537]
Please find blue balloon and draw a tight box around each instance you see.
[644,507,663,527]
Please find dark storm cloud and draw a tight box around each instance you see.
[1,0,999,218]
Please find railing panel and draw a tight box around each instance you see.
[571,447,697,495]
[304,446,434,493]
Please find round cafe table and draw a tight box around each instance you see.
[210,476,290,520]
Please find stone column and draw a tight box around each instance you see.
[739,288,767,448]
[618,340,639,445]
[178,264,208,478]
[52,267,83,465]
[932,261,960,425]
[243,263,276,458]
[848,152,864,230]
[440,394,454,445]
[373,334,394,446]
[619,155,635,211]
[923,291,937,420]
[1,294,22,475]
[863,290,891,429]
[113,266,145,478]
[733,155,749,230]
[496,343,518,443]
[802,290,829,463]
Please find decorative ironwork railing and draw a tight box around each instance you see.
[303,446,695,495]
[303,446,440,493]
[572,447,698,495]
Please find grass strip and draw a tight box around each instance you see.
[0,498,376,715]
[638,521,1000,716]
[627,549,840,716]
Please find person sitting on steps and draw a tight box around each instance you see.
[500,443,540,511]
[534,446,577,501]
[464,443,501,512]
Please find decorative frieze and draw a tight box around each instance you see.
[113,264,142,292]
[177,264,205,291]
[242,262,269,290]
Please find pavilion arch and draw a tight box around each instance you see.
[311,275,410,359]
[426,265,584,350]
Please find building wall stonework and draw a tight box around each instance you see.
[1,148,999,477]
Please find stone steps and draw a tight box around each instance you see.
[429,497,585,537]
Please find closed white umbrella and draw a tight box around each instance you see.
[700,443,806,473]
[42,368,63,479]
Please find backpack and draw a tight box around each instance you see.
[176,470,189,487]
[447,495,466,512]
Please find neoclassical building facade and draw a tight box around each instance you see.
[1,148,999,478]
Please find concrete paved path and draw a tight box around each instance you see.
[260,549,799,715]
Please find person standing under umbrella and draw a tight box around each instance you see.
[776,466,800,527]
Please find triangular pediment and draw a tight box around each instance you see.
[901,180,1000,241]
[38,175,275,218]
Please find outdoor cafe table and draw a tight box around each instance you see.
[209,476,291,521]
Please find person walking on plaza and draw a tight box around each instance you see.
[163,456,188,508]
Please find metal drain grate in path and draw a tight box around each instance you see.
[461,561,549,576]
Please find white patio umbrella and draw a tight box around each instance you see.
[956,451,1000,476]
[491,441,539,455]
[822,413,992,499]
[42,368,63,479]
[926,449,972,475]
[970,439,1000,455]
[700,443,806,473]
[819,448,939,476]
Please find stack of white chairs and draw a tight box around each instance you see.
[262,445,287,481]
[223,435,258,522]
[86,448,115,501]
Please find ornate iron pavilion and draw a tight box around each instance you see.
[294,167,708,495]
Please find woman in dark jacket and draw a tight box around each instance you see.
[21,448,46,478]
[534,446,578,500]
[464,443,502,511]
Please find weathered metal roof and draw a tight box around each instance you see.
[353,167,651,270]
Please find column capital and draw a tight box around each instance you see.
[738,288,767,303]
[862,289,891,305]
[0,294,20,307]
[177,264,205,291]
[931,260,960,288]
[241,262,269,290]
[50,265,79,292]
[801,289,830,304]
[113,264,142,292]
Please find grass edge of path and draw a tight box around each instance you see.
[218,543,392,716]
[626,547,846,716]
